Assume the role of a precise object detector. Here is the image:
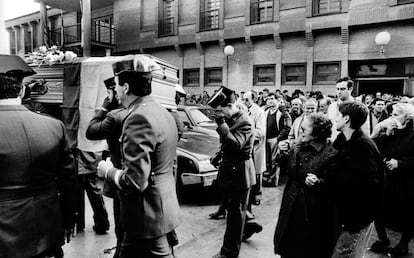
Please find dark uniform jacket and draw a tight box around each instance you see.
[0,105,77,258]
[274,140,339,258]
[330,129,384,232]
[108,96,181,239]
[216,111,256,190]
[86,108,128,198]
[86,108,127,169]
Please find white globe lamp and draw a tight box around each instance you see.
[375,31,391,55]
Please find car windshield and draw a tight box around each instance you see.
[189,109,213,124]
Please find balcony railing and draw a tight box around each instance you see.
[159,17,175,37]
[49,24,81,46]
[49,22,115,46]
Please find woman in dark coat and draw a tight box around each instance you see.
[370,103,414,257]
[274,113,340,258]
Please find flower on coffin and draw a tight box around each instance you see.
[25,45,78,66]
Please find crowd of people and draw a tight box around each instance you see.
[206,79,414,258]
[1,52,414,258]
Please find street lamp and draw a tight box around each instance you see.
[375,31,391,56]
[224,45,239,87]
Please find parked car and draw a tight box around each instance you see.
[175,105,220,190]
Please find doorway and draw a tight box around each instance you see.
[356,79,404,96]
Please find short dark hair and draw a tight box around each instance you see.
[308,113,332,143]
[0,75,21,99]
[371,98,385,106]
[118,71,152,97]
[336,77,354,89]
[338,101,368,129]
[267,92,281,99]
[263,88,269,93]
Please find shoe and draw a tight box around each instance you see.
[263,178,277,187]
[212,253,227,258]
[93,225,108,235]
[242,222,263,241]
[246,210,255,221]
[209,210,226,220]
[389,244,409,257]
[370,239,390,253]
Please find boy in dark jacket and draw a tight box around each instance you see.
[329,101,384,258]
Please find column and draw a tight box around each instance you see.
[13,26,22,56]
[39,0,47,46]
[196,41,205,91]
[82,0,91,56]
[341,24,349,77]
[175,44,184,86]
[7,29,15,54]
[274,33,282,89]
[30,22,36,51]
[305,28,314,90]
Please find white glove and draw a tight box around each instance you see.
[97,158,114,178]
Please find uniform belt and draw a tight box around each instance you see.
[149,172,173,185]
[0,182,58,201]
[223,154,251,162]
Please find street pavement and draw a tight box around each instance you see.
[63,184,414,258]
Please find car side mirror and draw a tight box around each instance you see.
[183,121,192,129]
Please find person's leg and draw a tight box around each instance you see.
[84,173,109,232]
[390,230,413,257]
[76,174,86,232]
[120,234,172,258]
[113,198,123,258]
[331,223,372,258]
[219,189,249,258]
[370,220,390,253]
[209,190,228,220]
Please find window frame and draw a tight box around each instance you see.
[183,69,200,87]
[312,0,342,16]
[158,0,175,37]
[313,62,341,84]
[253,64,276,86]
[398,0,414,4]
[282,63,307,85]
[250,0,274,24]
[200,0,220,31]
[204,67,223,86]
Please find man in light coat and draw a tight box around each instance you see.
[243,91,266,207]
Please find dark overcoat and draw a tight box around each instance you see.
[373,124,414,231]
[274,140,339,258]
[113,96,181,240]
[0,105,77,258]
[330,129,384,232]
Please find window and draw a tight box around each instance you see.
[282,64,306,84]
[205,68,222,86]
[159,0,175,37]
[184,69,200,87]
[398,0,414,4]
[250,0,273,24]
[313,0,341,15]
[314,62,340,84]
[253,65,275,85]
[200,0,220,31]
[92,15,115,44]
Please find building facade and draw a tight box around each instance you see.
[5,0,414,96]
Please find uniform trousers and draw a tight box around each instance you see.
[220,188,250,258]
[120,234,172,258]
